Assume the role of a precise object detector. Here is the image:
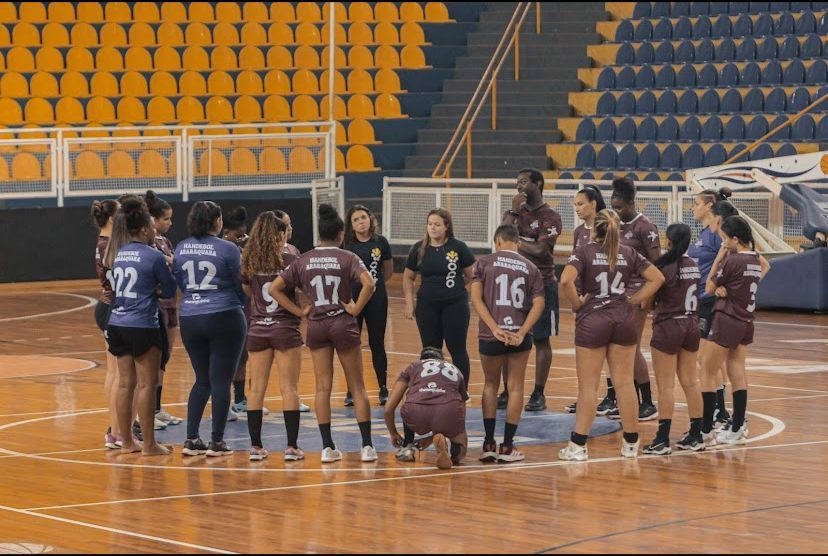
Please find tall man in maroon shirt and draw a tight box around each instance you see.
[500,169,563,411]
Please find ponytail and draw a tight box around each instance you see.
[721,215,755,251]
[593,209,620,272]
[91,199,118,230]
[656,223,692,270]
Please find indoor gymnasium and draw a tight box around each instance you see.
[0,1,827,553]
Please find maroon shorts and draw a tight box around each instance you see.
[575,305,638,349]
[247,327,303,352]
[306,312,361,350]
[708,312,754,350]
[650,316,700,355]
[401,401,466,439]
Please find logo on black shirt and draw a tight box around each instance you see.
[445,250,459,288]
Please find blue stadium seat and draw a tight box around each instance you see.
[636,90,657,114]
[661,143,683,168]
[710,1,730,14]
[775,143,798,156]
[681,115,702,139]
[719,62,740,86]
[800,34,822,58]
[724,115,747,139]
[581,171,595,179]
[693,15,713,37]
[753,13,773,35]
[617,117,637,141]
[636,42,656,64]
[728,142,748,161]
[712,15,732,37]
[655,41,674,62]
[789,2,809,10]
[761,60,783,84]
[678,90,700,113]
[638,116,658,139]
[575,118,595,141]
[746,114,770,138]
[813,1,828,8]
[601,172,618,180]
[676,64,698,87]
[633,2,652,18]
[736,37,757,60]
[656,90,678,113]
[696,38,715,61]
[716,37,737,60]
[769,114,791,138]
[750,143,774,160]
[783,58,805,83]
[615,20,634,42]
[653,17,674,40]
[698,63,719,86]
[617,66,636,89]
[748,2,770,13]
[769,3,789,13]
[690,2,709,16]
[596,144,618,169]
[765,87,787,111]
[704,143,728,166]
[616,42,636,65]
[819,13,828,34]
[792,114,815,139]
[816,117,828,140]
[672,2,691,16]
[675,39,696,62]
[634,18,654,40]
[597,67,616,90]
[575,145,596,168]
[732,13,753,36]
[805,59,827,84]
[558,172,574,180]
[666,172,684,181]
[658,116,680,139]
[779,36,800,59]
[636,64,656,88]
[701,115,724,139]
[596,118,617,141]
[639,143,660,168]
[643,172,662,181]
[795,10,817,33]
[743,87,765,111]
[774,11,795,34]
[721,88,742,112]
[742,61,762,84]
[656,65,677,87]
[730,2,751,14]
[617,144,638,168]
[674,16,694,38]
[652,2,671,17]
[617,91,637,114]
[597,92,617,115]
[699,88,721,112]
[757,36,778,60]
[683,144,705,168]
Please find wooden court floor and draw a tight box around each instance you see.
[0,279,826,554]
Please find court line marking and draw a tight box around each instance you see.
[751,383,828,394]
[0,359,98,379]
[0,504,235,554]
[755,320,828,330]
[0,293,97,323]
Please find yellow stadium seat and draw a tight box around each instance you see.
[375,22,400,44]
[125,46,152,70]
[234,95,262,121]
[19,2,47,21]
[294,45,320,69]
[292,95,320,120]
[240,45,266,69]
[47,2,74,21]
[400,3,425,21]
[0,24,9,46]
[0,99,22,124]
[267,22,295,45]
[290,147,318,172]
[347,69,374,93]
[291,124,318,146]
[42,22,70,46]
[264,95,291,120]
[87,96,116,123]
[320,96,347,120]
[179,71,207,95]
[321,22,347,45]
[189,2,215,22]
[105,2,132,22]
[143,124,172,137]
[260,147,288,173]
[334,120,347,144]
[183,46,210,70]
[348,22,374,45]
[111,124,141,149]
[16,124,48,152]
[230,148,258,175]
[207,71,234,95]
[322,2,348,22]
[154,46,182,71]
[70,23,97,46]
[117,97,146,122]
[7,47,36,72]
[348,118,376,143]
[321,45,347,67]
[133,2,160,22]
[296,2,322,23]
[216,2,242,22]
[161,2,187,22]
[244,2,269,22]
[348,45,374,68]
[401,22,426,44]
[202,125,232,148]
[149,71,177,96]
[231,126,261,148]
[177,96,205,123]
[349,2,374,22]
[236,70,263,94]
[320,146,346,172]
[186,22,212,46]
[13,23,40,46]
[129,22,156,46]
[0,2,14,22]
[80,126,110,155]
[0,155,8,179]
[147,97,176,121]
[198,148,228,176]
[120,72,148,96]
[271,2,296,22]
[211,46,238,70]
[90,71,119,96]
[214,22,240,45]
[107,150,136,178]
[348,94,374,118]
[320,69,346,93]
[292,69,319,94]
[138,150,169,177]
[264,70,290,94]
[36,47,64,71]
[56,97,85,123]
[60,71,89,96]
[66,46,94,71]
[30,72,59,97]
[1,73,28,98]
[295,22,322,45]
[347,144,375,170]
[376,93,402,118]
[375,45,400,68]
[425,2,450,22]
[401,45,426,68]
[77,2,104,22]
[96,47,124,71]
[100,22,127,46]
[157,22,185,45]
[25,98,54,124]
[375,2,400,22]
[240,22,267,46]
[74,151,105,179]
[13,152,43,180]
[0,51,5,70]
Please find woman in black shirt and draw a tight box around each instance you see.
[403,208,476,384]
[344,205,394,406]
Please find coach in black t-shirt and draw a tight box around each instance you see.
[403,208,475,384]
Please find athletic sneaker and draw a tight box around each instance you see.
[156,411,182,425]
[496,391,508,410]
[638,402,658,421]
[321,447,343,463]
[182,438,208,456]
[479,441,498,463]
[643,439,672,455]
[702,431,718,448]
[227,408,239,422]
[284,446,305,461]
[132,421,143,442]
[621,439,640,458]
[606,406,621,419]
[343,392,354,407]
[206,441,233,457]
[299,402,310,413]
[249,446,268,461]
[558,441,588,461]
[676,432,706,452]
[525,391,546,412]
[262,406,270,415]
[716,424,748,445]
[231,399,248,415]
[395,445,415,462]
[361,445,378,462]
[379,386,389,406]
[153,417,168,431]
[713,408,732,430]
[497,444,525,464]
[564,401,577,414]
[104,431,119,450]
[433,434,451,469]
[596,395,617,416]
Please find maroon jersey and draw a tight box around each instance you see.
[285,243,301,257]
[154,235,176,310]
[620,213,660,292]
[573,223,593,249]
[471,250,545,342]
[95,235,113,304]
[280,247,367,321]
[713,251,762,323]
[397,359,468,405]
[567,242,652,323]
[653,256,701,324]
[242,252,301,336]
[507,203,562,284]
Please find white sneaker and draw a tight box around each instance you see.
[716,424,748,445]
[558,441,588,461]
[156,411,182,425]
[153,417,168,431]
[284,446,305,461]
[702,431,719,448]
[361,445,378,463]
[321,447,342,463]
[621,439,640,458]
[395,445,415,462]
[227,408,239,422]
[262,406,270,416]
[299,402,310,413]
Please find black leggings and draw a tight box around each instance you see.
[415,293,471,384]
[180,308,247,443]
[357,290,388,388]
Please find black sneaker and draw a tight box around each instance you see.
[182,438,208,456]
[496,391,508,410]
[643,438,672,455]
[596,395,617,416]
[379,386,389,406]
[344,391,354,407]
[606,406,620,419]
[525,391,546,412]
[564,401,577,413]
[206,441,233,457]
[713,408,731,430]
[132,421,143,442]
[638,402,658,421]
[676,432,705,452]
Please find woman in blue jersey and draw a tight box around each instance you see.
[174,201,248,457]
[106,196,177,456]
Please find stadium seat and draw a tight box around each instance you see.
[676,64,697,87]
[654,41,674,63]
[701,115,724,139]
[696,38,715,62]
[637,116,658,140]
[677,90,699,114]
[736,37,757,61]
[264,95,292,120]
[259,147,288,174]
[90,71,118,96]
[198,148,229,176]
[148,72,176,96]
[657,90,678,114]
[268,23,295,45]
[229,148,258,175]
[125,46,152,71]
[214,23,241,45]
[724,115,746,139]
[656,65,676,87]
[133,2,160,22]
[661,143,682,168]
[769,114,791,139]
[639,143,660,168]
[616,91,636,115]
[792,114,816,139]
[147,97,176,122]
[750,142,774,160]
[766,87,787,112]
[653,17,673,40]
[158,22,185,45]
[699,89,720,112]
[617,117,636,141]
[183,46,210,70]
[73,151,105,179]
[681,115,702,140]
[716,37,736,61]
[704,143,728,166]
[401,45,426,68]
[596,118,616,141]
[682,143,704,168]
[637,91,656,114]
[635,65,655,88]
[7,47,36,72]
[348,94,375,118]
[746,115,769,139]
[575,145,596,168]
[30,72,58,97]
[161,2,188,22]
[595,144,618,169]
[674,39,695,63]
[346,145,375,171]
[107,150,136,178]
[575,119,595,141]
[617,144,638,169]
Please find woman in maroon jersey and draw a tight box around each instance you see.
[471,224,546,464]
[701,216,770,446]
[558,209,664,461]
[271,204,377,464]
[645,223,705,455]
[241,212,305,462]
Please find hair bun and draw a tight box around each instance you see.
[145,190,157,203]
[228,206,247,221]
[318,203,338,220]
[719,187,733,200]
[91,200,102,217]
